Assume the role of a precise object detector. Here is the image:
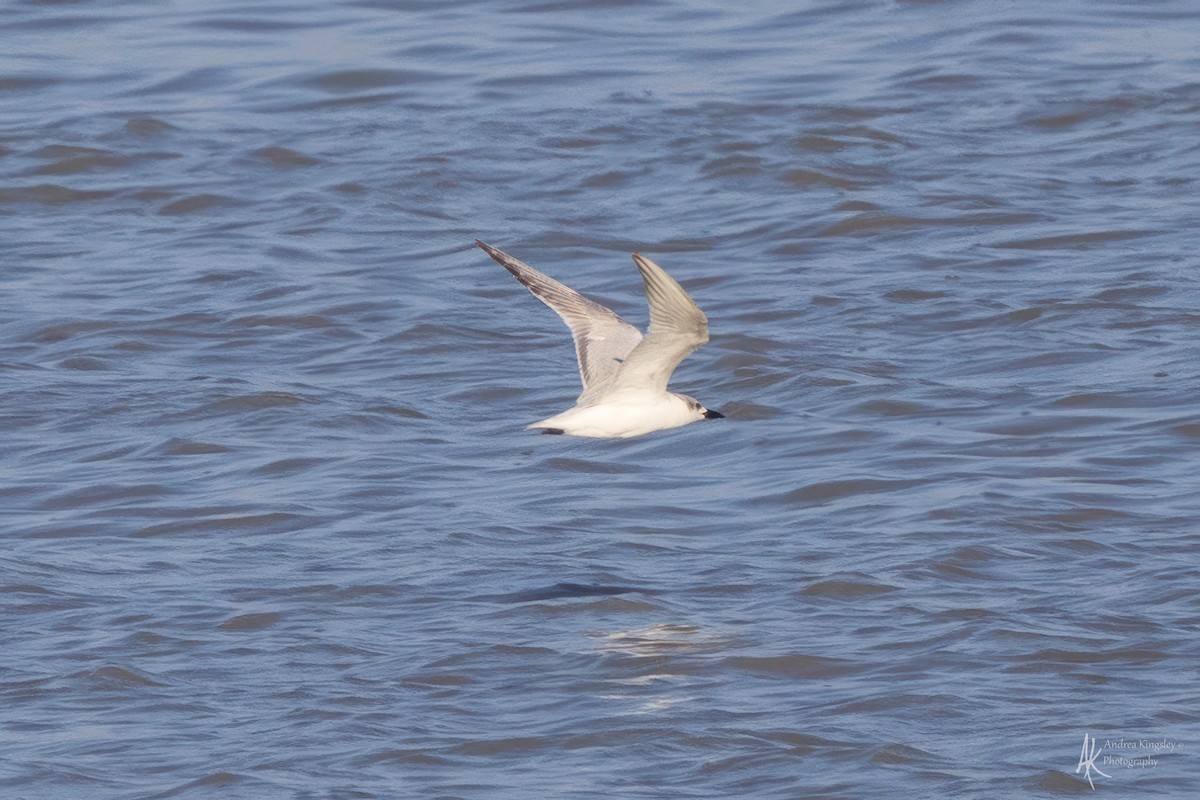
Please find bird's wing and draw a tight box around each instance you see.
[476,240,643,405]
[603,253,709,396]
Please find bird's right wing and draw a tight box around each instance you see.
[476,241,643,405]
[603,253,709,396]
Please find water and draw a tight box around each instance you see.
[3,1,1198,797]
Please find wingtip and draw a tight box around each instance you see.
[475,239,506,261]
[630,252,664,282]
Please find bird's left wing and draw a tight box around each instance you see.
[476,241,644,404]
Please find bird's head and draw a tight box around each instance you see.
[679,394,725,421]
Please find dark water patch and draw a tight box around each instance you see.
[848,399,932,417]
[992,229,1157,250]
[0,183,117,204]
[186,17,325,33]
[0,583,57,596]
[245,284,311,302]
[779,478,923,505]
[76,444,143,463]
[450,735,558,757]
[0,74,61,92]
[840,694,966,717]
[542,457,646,474]
[884,288,947,302]
[58,356,108,370]
[1009,647,1168,670]
[729,654,867,680]
[26,144,128,175]
[1031,770,1093,792]
[262,91,409,113]
[296,68,451,93]
[479,69,643,90]
[130,512,317,539]
[515,595,661,614]
[1021,95,1167,131]
[898,71,989,91]
[402,672,472,689]
[1092,283,1171,302]
[743,730,859,755]
[144,771,267,800]
[183,391,321,417]
[24,320,117,343]
[799,578,899,601]
[159,438,233,456]
[7,14,118,34]
[219,611,282,631]
[362,404,429,419]
[1171,422,1200,439]
[508,0,654,12]
[1003,306,1043,323]
[251,457,331,477]
[130,67,235,97]
[975,413,1117,436]
[782,168,867,189]
[4,585,93,613]
[248,145,321,167]
[477,582,643,604]
[158,193,248,215]
[123,117,174,136]
[190,272,254,285]
[229,313,337,329]
[35,483,177,512]
[73,665,168,690]
[355,747,454,767]
[700,153,763,178]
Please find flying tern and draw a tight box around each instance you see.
[476,240,723,438]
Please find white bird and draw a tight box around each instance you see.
[476,240,723,439]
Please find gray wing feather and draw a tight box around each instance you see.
[604,253,709,395]
[476,241,643,405]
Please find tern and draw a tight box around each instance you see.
[476,240,723,438]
